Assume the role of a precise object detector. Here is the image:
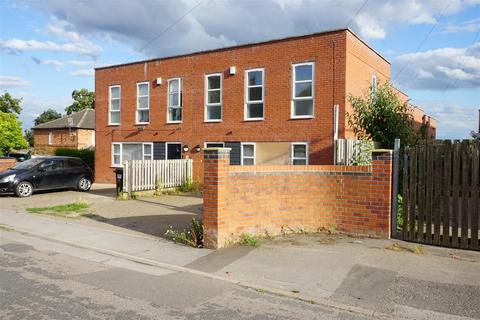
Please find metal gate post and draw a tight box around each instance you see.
[391,138,401,238]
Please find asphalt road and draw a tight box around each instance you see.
[0,233,371,320]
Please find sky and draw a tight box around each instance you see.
[0,0,479,139]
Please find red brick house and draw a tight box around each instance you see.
[94,28,434,183]
[33,109,95,154]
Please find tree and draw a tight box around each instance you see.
[347,82,417,149]
[0,112,28,155]
[0,92,22,114]
[24,129,34,147]
[65,89,95,115]
[34,108,62,126]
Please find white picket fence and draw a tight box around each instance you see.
[122,159,193,193]
[335,139,379,165]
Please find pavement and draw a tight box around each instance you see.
[1,185,480,319]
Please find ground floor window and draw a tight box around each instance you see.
[112,142,153,166]
[241,143,256,165]
[291,143,308,165]
[205,142,225,148]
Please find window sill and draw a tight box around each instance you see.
[166,121,182,124]
[290,116,314,120]
[135,123,150,126]
[244,118,264,122]
[107,124,120,126]
[204,120,222,123]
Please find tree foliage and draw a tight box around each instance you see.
[24,129,34,147]
[0,112,28,155]
[65,89,95,115]
[347,82,417,149]
[34,108,62,126]
[0,92,22,114]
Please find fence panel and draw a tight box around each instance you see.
[122,159,193,193]
[400,140,479,250]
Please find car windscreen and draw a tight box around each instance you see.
[11,158,44,170]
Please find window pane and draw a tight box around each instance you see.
[207,105,221,120]
[293,145,306,157]
[293,159,307,165]
[295,64,312,81]
[110,87,120,99]
[169,93,179,106]
[294,99,313,116]
[208,76,221,89]
[113,144,120,154]
[248,87,262,101]
[122,144,142,162]
[169,108,182,121]
[113,155,120,165]
[295,82,312,98]
[208,90,220,104]
[143,144,152,155]
[110,111,120,124]
[243,158,254,165]
[206,143,224,148]
[138,83,149,96]
[138,110,149,123]
[247,103,263,118]
[169,79,179,93]
[243,145,254,157]
[111,99,120,111]
[248,71,262,86]
[138,96,148,109]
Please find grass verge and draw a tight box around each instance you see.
[27,202,90,218]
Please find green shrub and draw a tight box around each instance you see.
[175,180,201,193]
[239,233,261,247]
[165,219,203,248]
[55,148,94,170]
[397,194,403,229]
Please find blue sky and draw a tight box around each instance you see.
[1,0,479,139]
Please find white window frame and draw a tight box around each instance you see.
[48,131,53,145]
[165,142,183,160]
[372,74,377,98]
[167,78,182,123]
[108,85,121,125]
[111,142,154,167]
[204,73,222,122]
[244,68,264,121]
[136,82,150,125]
[204,142,225,148]
[241,142,256,165]
[291,142,309,165]
[291,62,315,119]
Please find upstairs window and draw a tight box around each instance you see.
[292,62,314,118]
[48,131,53,145]
[167,78,182,123]
[136,82,150,124]
[241,143,256,165]
[109,85,121,125]
[291,142,308,165]
[245,69,264,120]
[205,74,222,121]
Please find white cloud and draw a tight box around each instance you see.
[69,68,94,77]
[394,43,480,90]
[31,57,66,70]
[0,38,101,57]
[0,76,29,88]
[440,17,480,34]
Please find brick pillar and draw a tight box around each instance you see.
[203,148,231,249]
[371,150,393,238]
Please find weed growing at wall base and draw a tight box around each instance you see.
[165,219,203,248]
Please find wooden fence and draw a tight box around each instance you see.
[401,140,479,250]
[122,159,193,193]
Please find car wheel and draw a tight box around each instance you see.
[77,177,92,192]
[15,181,33,197]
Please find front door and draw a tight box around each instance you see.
[166,143,182,159]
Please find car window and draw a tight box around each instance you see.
[40,159,64,171]
[12,158,43,170]
[66,159,84,168]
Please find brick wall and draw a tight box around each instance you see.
[34,128,94,154]
[203,148,393,248]
[0,158,16,172]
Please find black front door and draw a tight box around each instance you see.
[166,143,182,159]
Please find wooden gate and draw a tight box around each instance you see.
[401,140,479,250]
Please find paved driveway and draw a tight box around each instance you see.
[0,184,203,240]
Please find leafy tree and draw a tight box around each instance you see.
[65,89,95,115]
[24,129,34,147]
[0,112,28,155]
[34,108,62,126]
[0,92,22,114]
[347,82,417,149]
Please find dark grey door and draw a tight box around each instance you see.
[166,143,182,159]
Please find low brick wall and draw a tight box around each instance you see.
[203,148,393,248]
[0,158,16,172]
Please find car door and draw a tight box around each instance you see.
[36,159,65,190]
[63,159,86,187]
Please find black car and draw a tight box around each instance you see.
[0,156,94,197]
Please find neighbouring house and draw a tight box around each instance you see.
[33,109,95,154]
[94,28,434,183]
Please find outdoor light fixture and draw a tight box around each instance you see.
[155,77,162,85]
[229,66,236,75]
[183,145,189,152]
[195,145,201,152]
